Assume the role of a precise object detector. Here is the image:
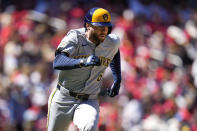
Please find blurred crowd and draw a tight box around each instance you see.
[1,0,197,131]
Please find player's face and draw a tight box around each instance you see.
[87,24,109,44]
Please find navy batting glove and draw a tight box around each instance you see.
[80,55,101,67]
[107,80,121,97]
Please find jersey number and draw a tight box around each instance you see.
[97,72,104,81]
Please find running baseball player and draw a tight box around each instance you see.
[47,7,121,131]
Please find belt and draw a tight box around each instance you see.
[57,84,90,100]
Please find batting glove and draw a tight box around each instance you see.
[107,80,121,97]
[80,55,101,67]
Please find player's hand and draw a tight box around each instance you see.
[107,80,121,97]
[80,55,101,67]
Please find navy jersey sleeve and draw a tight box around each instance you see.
[110,50,121,82]
[53,52,82,70]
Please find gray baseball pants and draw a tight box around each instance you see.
[47,87,99,131]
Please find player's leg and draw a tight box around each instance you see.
[67,122,78,131]
[47,88,77,131]
[73,99,99,131]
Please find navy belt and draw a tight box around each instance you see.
[57,84,89,100]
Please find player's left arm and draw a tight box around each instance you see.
[107,50,121,97]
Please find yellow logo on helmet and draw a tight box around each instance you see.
[92,8,111,23]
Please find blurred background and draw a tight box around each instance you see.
[1,0,197,131]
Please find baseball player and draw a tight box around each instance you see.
[47,7,121,131]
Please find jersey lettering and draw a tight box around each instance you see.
[97,72,104,81]
[72,55,89,59]
[72,55,112,67]
[99,56,111,67]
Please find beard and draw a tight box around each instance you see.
[91,32,105,44]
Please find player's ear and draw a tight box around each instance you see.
[86,23,91,31]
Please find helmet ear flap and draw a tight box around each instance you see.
[108,26,112,34]
[84,23,87,31]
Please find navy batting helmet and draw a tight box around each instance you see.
[84,7,113,33]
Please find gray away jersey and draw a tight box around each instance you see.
[56,28,120,95]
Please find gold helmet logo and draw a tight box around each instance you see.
[91,8,111,23]
[103,14,108,21]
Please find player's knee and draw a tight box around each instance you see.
[78,122,97,131]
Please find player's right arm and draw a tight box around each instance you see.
[53,52,100,70]
[53,30,100,70]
